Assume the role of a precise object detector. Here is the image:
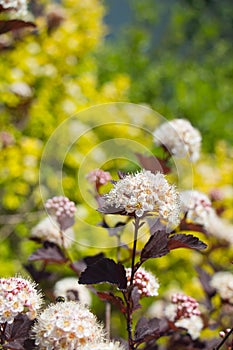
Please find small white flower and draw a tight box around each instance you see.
[32,301,105,349]
[31,217,74,248]
[103,169,180,227]
[0,276,42,324]
[54,277,91,306]
[175,315,203,340]
[126,267,159,297]
[210,271,233,304]
[0,0,28,16]
[153,119,201,162]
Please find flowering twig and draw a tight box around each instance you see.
[215,328,233,350]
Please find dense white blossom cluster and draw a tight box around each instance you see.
[153,119,201,162]
[165,293,203,340]
[54,277,91,305]
[0,276,42,324]
[126,267,159,297]
[210,271,233,304]
[104,169,180,226]
[180,190,214,226]
[32,301,105,349]
[0,0,28,16]
[31,217,74,248]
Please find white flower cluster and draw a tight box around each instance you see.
[82,341,125,350]
[86,169,112,188]
[126,267,159,297]
[45,196,76,222]
[0,0,28,16]
[32,301,105,349]
[210,271,233,304]
[153,119,201,162]
[104,169,180,226]
[165,293,203,340]
[0,276,42,324]
[31,217,74,248]
[54,277,91,305]
[180,190,214,227]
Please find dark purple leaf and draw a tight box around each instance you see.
[98,218,127,237]
[179,218,207,234]
[0,20,36,35]
[97,291,126,313]
[135,153,170,174]
[57,216,74,231]
[131,286,141,312]
[3,314,33,349]
[70,253,105,275]
[140,231,170,262]
[98,204,127,215]
[84,252,105,266]
[168,234,207,251]
[79,258,127,290]
[134,317,160,344]
[28,241,68,263]
[196,266,216,297]
[23,263,54,283]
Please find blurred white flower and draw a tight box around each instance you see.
[10,81,32,98]
[126,267,159,297]
[180,190,214,226]
[104,169,180,227]
[175,315,204,340]
[153,119,201,162]
[0,276,42,324]
[0,0,28,16]
[54,277,91,305]
[32,301,105,349]
[210,271,233,304]
[31,217,74,248]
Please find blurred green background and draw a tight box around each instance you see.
[0,0,232,328]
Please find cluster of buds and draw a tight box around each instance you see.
[126,267,159,297]
[45,196,76,230]
[86,168,112,192]
[165,293,203,340]
[0,277,42,324]
[170,293,201,320]
[219,328,232,338]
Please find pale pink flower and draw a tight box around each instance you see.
[0,276,42,324]
[165,293,203,340]
[86,169,112,188]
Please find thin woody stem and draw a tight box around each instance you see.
[130,216,140,286]
[215,328,233,350]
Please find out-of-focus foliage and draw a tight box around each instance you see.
[0,0,130,275]
[97,0,233,151]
